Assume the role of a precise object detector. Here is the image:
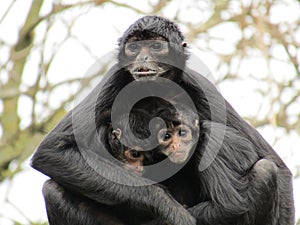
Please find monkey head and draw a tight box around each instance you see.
[156,110,199,164]
[118,16,189,81]
[110,128,150,174]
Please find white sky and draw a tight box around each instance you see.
[0,0,299,224]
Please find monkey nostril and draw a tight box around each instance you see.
[144,56,149,61]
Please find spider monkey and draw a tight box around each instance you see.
[107,110,154,175]
[31,16,294,225]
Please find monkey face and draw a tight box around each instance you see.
[123,149,145,174]
[111,128,146,175]
[124,38,170,81]
[157,124,194,164]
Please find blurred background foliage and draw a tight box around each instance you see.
[0,0,299,224]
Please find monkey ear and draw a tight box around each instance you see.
[112,128,122,140]
[194,119,199,127]
[182,42,187,47]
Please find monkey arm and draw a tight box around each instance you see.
[186,121,278,225]
[188,159,278,225]
[31,78,196,225]
[31,132,195,225]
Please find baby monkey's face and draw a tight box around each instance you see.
[123,149,145,174]
[110,128,149,175]
[157,124,195,164]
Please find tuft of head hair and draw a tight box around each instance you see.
[118,16,185,47]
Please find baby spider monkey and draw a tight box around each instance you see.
[106,108,156,175]
[155,107,199,164]
[108,104,199,176]
[108,126,151,174]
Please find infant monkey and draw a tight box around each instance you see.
[108,106,199,174]
[156,108,199,164]
[109,127,149,174]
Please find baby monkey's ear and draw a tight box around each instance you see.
[111,128,122,140]
[194,119,199,128]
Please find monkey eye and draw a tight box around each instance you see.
[126,43,141,52]
[178,129,187,137]
[130,150,141,158]
[158,129,172,143]
[150,42,163,51]
[163,133,172,141]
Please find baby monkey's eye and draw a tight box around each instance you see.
[178,129,187,137]
[130,150,141,158]
[164,133,172,141]
[158,129,172,143]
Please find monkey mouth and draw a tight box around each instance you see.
[124,164,144,175]
[132,67,158,81]
[168,151,189,164]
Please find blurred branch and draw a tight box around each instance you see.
[185,1,230,41]
[151,0,171,13]
[110,0,146,14]
[1,0,44,161]
[0,0,300,223]
[0,0,17,24]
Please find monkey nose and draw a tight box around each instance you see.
[172,144,180,150]
[144,56,149,61]
[136,166,144,173]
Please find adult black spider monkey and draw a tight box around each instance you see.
[31,16,294,225]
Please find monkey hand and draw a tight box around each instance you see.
[182,204,189,209]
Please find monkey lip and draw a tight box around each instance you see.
[169,151,189,164]
[124,164,144,175]
[132,72,158,81]
[132,67,157,76]
[174,151,187,157]
[132,70,157,76]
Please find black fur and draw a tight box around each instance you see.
[31,16,294,225]
[118,15,184,47]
